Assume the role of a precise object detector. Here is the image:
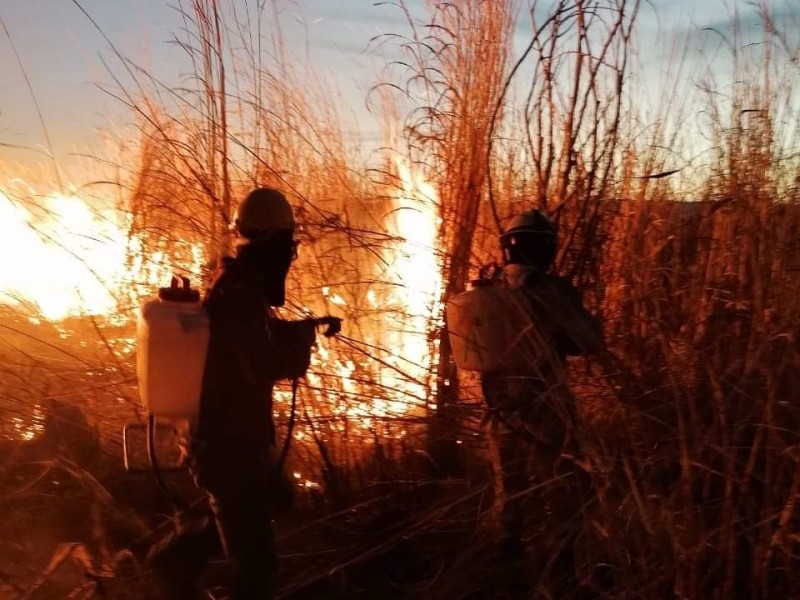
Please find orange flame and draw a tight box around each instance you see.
[276,160,442,456]
[385,157,443,402]
[1,167,442,451]
[0,187,204,322]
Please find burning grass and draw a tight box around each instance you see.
[2,0,800,597]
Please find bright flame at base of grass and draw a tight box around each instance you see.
[0,167,442,454]
[385,158,443,404]
[0,188,204,322]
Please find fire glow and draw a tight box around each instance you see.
[1,166,442,445]
[0,189,204,322]
[290,159,443,437]
[383,158,442,403]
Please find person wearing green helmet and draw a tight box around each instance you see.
[148,187,341,599]
[482,209,603,565]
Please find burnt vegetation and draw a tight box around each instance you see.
[2,0,800,598]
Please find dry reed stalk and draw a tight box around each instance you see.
[3,0,800,597]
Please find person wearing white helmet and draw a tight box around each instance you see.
[482,209,603,568]
[149,187,341,599]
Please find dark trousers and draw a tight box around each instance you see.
[481,376,582,541]
[148,441,292,599]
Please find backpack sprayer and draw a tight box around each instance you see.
[123,276,339,503]
[123,276,209,503]
[446,274,543,373]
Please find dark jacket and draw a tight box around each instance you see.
[502,263,603,366]
[193,256,315,448]
[481,264,603,414]
[479,264,603,451]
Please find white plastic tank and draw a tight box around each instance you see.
[446,279,546,373]
[137,276,210,420]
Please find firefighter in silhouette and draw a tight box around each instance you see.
[148,187,341,599]
[480,210,603,558]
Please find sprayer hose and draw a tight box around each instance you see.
[147,413,187,510]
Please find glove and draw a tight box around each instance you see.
[315,316,342,337]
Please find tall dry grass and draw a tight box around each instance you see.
[374,1,800,597]
[94,0,438,500]
[2,0,800,598]
[377,0,520,471]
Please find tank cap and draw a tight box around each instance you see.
[158,276,201,302]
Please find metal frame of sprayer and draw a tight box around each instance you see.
[122,416,188,507]
[122,386,301,509]
[122,275,208,507]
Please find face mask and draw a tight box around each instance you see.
[263,249,292,306]
[237,232,295,306]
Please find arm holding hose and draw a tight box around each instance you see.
[264,316,343,380]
